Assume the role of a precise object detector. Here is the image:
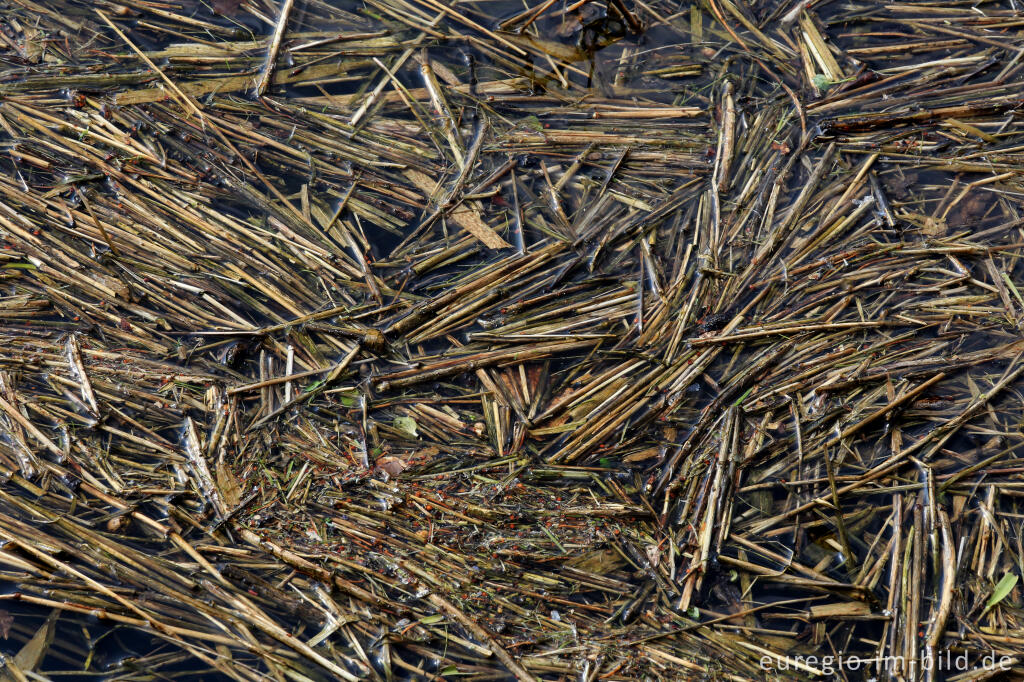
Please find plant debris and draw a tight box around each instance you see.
[1,0,1024,679]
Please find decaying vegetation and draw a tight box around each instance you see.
[0,0,1024,679]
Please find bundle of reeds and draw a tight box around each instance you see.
[0,0,1023,679]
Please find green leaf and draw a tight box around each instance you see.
[441,665,459,676]
[811,73,832,91]
[687,606,699,619]
[523,114,544,132]
[984,572,1019,614]
[733,386,753,407]
[420,614,444,625]
[394,416,418,437]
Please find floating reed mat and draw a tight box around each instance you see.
[0,0,1023,679]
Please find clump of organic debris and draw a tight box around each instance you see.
[1,0,1024,679]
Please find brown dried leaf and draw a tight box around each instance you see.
[15,610,57,671]
[922,215,947,237]
[403,169,510,249]
[376,456,407,477]
[216,458,243,508]
[565,548,626,574]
